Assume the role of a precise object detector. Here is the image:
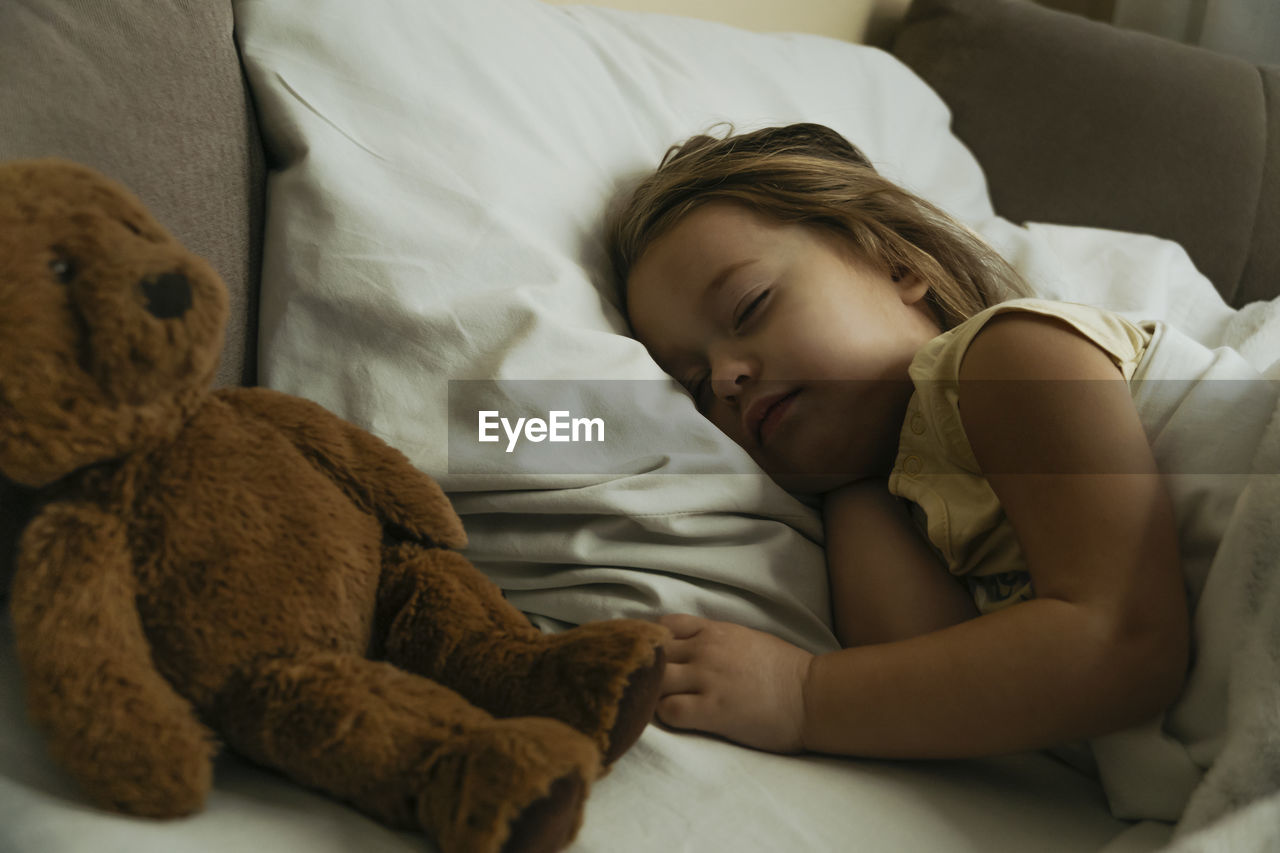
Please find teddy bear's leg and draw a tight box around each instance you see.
[11,502,217,818]
[376,544,668,764]
[212,651,599,853]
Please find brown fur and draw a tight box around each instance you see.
[0,159,668,853]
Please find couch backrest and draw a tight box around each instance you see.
[0,0,266,389]
[894,0,1280,309]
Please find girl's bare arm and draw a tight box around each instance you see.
[823,479,977,647]
[800,313,1188,757]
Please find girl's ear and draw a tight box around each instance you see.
[895,269,931,305]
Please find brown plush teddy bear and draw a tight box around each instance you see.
[0,158,670,853]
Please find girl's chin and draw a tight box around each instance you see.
[762,442,896,495]
[768,469,863,496]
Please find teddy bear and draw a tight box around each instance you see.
[0,158,670,853]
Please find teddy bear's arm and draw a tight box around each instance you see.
[219,387,466,549]
[9,501,216,817]
[0,478,35,601]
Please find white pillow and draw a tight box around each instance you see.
[232,0,1000,654]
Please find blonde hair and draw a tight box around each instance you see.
[607,123,1032,330]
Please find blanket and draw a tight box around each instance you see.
[1094,308,1280,835]
[982,220,1280,849]
[1162,318,1280,848]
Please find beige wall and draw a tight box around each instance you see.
[543,0,1116,43]
[542,0,912,46]
[1038,0,1115,20]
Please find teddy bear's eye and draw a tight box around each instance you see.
[49,250,77,285]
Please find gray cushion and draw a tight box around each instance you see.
[0,0,265,387]
[892,0,1279,307]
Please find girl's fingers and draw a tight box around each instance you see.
[663,634,697,664]
[659,614,709,664]
[659,661,701,696]
[655,692,704,731]
[658,613,706,639]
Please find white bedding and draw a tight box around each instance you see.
[3,0,1278,851]
[0,607,1137,852]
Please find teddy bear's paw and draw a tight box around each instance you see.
[531,619,669,763]
[417,717,599,853]
[602,643,665,766]
[69,720,216,818]
[500,772,586,853]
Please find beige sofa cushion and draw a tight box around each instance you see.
[0,0,265,387]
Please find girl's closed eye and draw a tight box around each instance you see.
[733,287,770,331]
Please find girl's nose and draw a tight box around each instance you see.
[709,351,756,405]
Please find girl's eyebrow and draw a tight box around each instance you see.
[703,258,758,303]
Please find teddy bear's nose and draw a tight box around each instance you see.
[139,272,193,320]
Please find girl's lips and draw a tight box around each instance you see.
[758,390,799,445]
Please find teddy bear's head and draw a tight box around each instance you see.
[0,159,229,488]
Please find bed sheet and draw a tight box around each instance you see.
[0,611,1150,853]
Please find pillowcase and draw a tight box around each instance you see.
[233,0,999,653]
[892,0,1280,309]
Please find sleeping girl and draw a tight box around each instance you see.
[605,122,1191,760]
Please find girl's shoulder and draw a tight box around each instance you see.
[911,297,1156,386]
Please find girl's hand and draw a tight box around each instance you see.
[655,614,814,754]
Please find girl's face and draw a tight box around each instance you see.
[626,201,943,493]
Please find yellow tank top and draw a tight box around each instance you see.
[887,298,1156,614]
